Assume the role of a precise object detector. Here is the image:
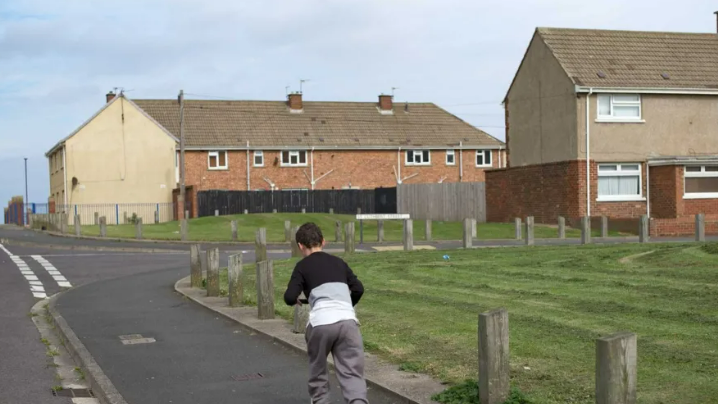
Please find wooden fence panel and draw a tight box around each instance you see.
[397,182,486,222]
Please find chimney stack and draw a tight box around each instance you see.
[714,11,718,34]
[106,91,116,103]
[378,94,393,111]
[287,92,303,111]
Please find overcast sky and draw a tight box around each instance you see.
[1,0,716,220]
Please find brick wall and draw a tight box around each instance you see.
[684,198,718,216]
[649,165,681,218]
[651,214,718,236]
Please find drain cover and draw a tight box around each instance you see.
[232,373,265,381]
[51,388,94,397]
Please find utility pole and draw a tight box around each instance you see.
[178,90,187,240]
[24,157,28,225]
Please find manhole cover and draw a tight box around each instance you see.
[232,373,265,382]
[51,388,94,397]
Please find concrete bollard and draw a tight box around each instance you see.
[256,260,275,320]
[357,207,361,214]
[292,293,310,334]
[74,215,81,237]
[61,214,69,234]
[463,218,473,249]
[180,219,188,242]
[377,220,384,242]
[425,219,432,241]
[135,218,143,239]
[190,244,202,288]
[344,222,355,254]
[525,216,534,246]
[185,210,189,220]
[243,209,248,215]
[696,213,706,242]
[206,248,220,297]
[601,216,609,238]
[581,216,591,245]
[301,208,306,214]
[214,209,219,217]
[558,216,566,239]
[123,211,128,225]
[514,218,522,240]
[471,218,477,239]
[639,215,649,243]
[403,219,414,251]
[99,216,107,237]
[478,308,510,404]
[94,212,99,225]
[596,332,637,404]
[329,208,334,214]
[228,253,244,307]
[272,208,277,214]
[231,220,238,241]
[154,210,159,224]
[291,226,302,257]
[284,220,292,242]
[255,228,267,263]
[335,221,342,242]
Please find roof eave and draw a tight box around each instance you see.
[178,144,505,151]
[575,86,718,95]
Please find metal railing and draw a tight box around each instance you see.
[25,203,175,225]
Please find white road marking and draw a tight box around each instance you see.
[31,255,72,289]
[0,244,47,299]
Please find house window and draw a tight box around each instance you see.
[406,150,430,166]
[446,150,455,166]
[685,165,718,198]
[253,151,264,167]
[597,163,642,201]
[597,94,642,120]
[476,150,492,167]
[208,151,228,170]
[281,150,307,167]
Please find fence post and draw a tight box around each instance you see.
[94,212,99,225]
[74,215,81,237]
[180,219,188,241]
[185,210,189,220]
[357,207,361,214]
[255,228,268,263]
[377,220,384,242]
[301,208,306,214]
[525,216,534,246]
[154,210,159,224]
[558,216,566,239]
[329,208,334,214]
[243,209,249,215]
[228,254,244,307]
[291,226,302,257]
[256,260,275,320]
[214,209,219,217]
[478,308,510,404]
[272,208,277,214]
[425,219,432,241]
[696,213,706,242]
[471,218,477,239]
[514,218,522,240]
[344,222,355,254]
[639,215,649,243]
[99,216,107,237]
[206,248,220,297]
[135,218,143,239]
[596,332,637,404]
[463,218,473,249]
[228,220,237,241]
[403,219,414,251]
[581,216,591,244]
[284,220,292,242]
[190,244,202,288]
[359,220,364,244]
[61,214,69,234]
[601,216,609,238]
[335,220,342,242]
[292,293,310,334]
[123,211,128,225]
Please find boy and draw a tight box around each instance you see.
[283,222,368,404]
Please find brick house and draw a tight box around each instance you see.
[487,25,718,236]
[132,93,505,218]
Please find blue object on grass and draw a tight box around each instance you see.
[443,255,450,261]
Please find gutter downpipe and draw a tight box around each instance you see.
[246,141,250,190]
[310,147,315,190]
[646,161,650,218]
[586,88,593,218]
[397,147,402,184]
[459,141,464,181]
[63,145,68,210]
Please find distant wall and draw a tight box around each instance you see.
[397,182,486,222]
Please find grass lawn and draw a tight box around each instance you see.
[212,242,718,403]
[79,213,618,242]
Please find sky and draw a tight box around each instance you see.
[1,0,716,221]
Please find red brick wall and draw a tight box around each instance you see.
[183,149,501,192]
[651,214,718,236]
[684,198,718,216]
[649,165,681,218]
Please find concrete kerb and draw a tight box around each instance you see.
[174,276,443,404]
[1,238,187,253]
[47,293,129,404]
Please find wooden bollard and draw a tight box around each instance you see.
[581,216,591,244]
[639,215,649,243]
[601,216,609,238]
[425,219,432,241]
[471,218,477,238]
[180,219,188,242]
[94,212,99,225]
[228,254,244,307]
[214,209,219,217]
[123,211,128,225]
[292,293,310,334]
[463,218,472,249]
[344,222,355,254]
[696,213,706,242]
[335,220,342,242]
[478,308,510,404]
[256,260,275,320]
[525,216,534,246]
[514,218,521,240]
[377,220,384,242]
[74,215,81,237]
[243,209,248,215]
[329,208,334,214]
[301,208,306,214]
[99,216,107,237]
[255,228,267,263]
[558,216,566,239]
[403,219,414,251]
[135,218,143,239]
[154,210,159,224]
[190,244,202,288]
[61,214,69,234]
[596,332,637,404]
[206,248,220,297]
[231,220,238,241]
[291,226,302,257]
[284,220,292,242]
[272,208,277,214]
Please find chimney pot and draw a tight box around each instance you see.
[378,94,393,111]
[106,91,116,103]
[288,92,303,110]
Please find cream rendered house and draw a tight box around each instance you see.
[46,92,177,223]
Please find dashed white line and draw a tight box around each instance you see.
[31,255,72,289]
[0,244,47,299]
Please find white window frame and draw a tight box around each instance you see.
[475,150,492,167]
[280,150,308,167]
[597,163,644,202]
[445,150,456,166]
[597,94,644,122]
[207,151,228,170]
[684,165,718,199]
[405,150,431,166]
[253,151,264,167]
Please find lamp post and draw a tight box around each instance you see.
[24,157,28,225]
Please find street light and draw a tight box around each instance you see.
[24,157,28,225]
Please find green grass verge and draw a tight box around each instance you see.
[79,213,620,242]
[211,242,718,403]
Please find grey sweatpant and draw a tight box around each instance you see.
[306,320,368,404]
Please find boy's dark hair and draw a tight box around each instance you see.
[296,222,324,248]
